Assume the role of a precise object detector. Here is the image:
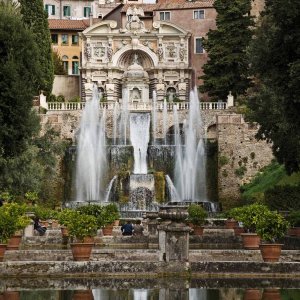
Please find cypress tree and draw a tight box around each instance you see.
[0,2,40,157]
[247,0,300,174]
[19,0,54,95]
[199,0,254,100]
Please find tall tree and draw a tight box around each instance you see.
[0,2,40,157]
[247,0,300,174]
[199,0,254,100]
[19,0,54,95]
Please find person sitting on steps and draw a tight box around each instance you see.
[33,216,47,236]
[121,220,133,236]
[133,219,144,236]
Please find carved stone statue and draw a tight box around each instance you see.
[84,43,91,61]
[157,44,164,61]
[179,45,185,61]
[107,43,113,61]
[125,6,146,33]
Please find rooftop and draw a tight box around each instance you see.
[48,19,91,30]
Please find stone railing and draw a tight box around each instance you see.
[46,101,227,111]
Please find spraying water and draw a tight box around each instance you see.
[162,99,168,145]
[119,88,129,145]
[173,88,207,201]
[130,113,150,174]
[112,101,120,145]
[75,86,107,202]
[151,90,157,145]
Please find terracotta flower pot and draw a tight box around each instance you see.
[70,243,93,261]
[288,227,300,237]
[225,219,239,229]
[243,289,262,300]
[0,244,7,262]
[241,233,261,249]
[72,290,94,300]
[102,224,114,236]
[260,243,283,262]
[2,291,20,300]
[61,227,69,237]
[193,225,204,236]
[7,234,22,251]
[262,288,281,300]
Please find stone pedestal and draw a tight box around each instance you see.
[145,212,159,236]
[158,205,190,262]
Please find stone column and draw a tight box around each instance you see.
[146,212,159,236]
[158,205,190,262]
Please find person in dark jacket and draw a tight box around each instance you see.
[121,220,133,236]
[33,217,47,236]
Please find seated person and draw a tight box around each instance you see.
[33,217,47,236]
[133,220,144,236]
[121,220,133,236]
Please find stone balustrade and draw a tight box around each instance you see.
[45,101,227,111]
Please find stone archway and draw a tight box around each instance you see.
[112,44,158,68]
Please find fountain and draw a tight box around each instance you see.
[75,86,107,203]
[72,54,217,213]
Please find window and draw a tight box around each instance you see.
[45,4,55,16]
[61,34,69,45]
[195,38,204,54]
[63,61,69,74]
[193,10,205,19]
[63,6,71,17]
[72,61,79,75]
[72,35,79,45]
[159,11,170,21]
[84,7,91,18]
[51,34,58,44]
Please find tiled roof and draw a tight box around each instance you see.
[155,0,214,10]
[48,19,90,30]
[121,1,214,13]
[121,4,157,13]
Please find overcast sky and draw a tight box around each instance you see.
[143,0,156,3]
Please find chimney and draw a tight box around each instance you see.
[89,12,93,26]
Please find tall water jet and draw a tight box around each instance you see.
[162,99,168,145]
[173,88,207,202]
[75,86,107,202]
[130,113,150,174]
[151,90,157,145]
[119,88,129,145]
[112,101,120,145]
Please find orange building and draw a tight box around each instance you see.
[48,19,90,75]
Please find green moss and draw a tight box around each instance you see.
[219,155,229,166]
[235,166,247,178]
[154,171,165,203]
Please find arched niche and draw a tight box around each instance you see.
[112,45,157,69]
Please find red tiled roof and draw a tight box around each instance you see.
[121,4,157,13]
[48,19,90,30]
[155,0,214,10]
[121,1,214,13]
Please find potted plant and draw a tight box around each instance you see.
[287,210,300,237]
[187,204,208,235]
[58,209,77,237]
[256,210,290,262]
[0,207,18,260]
[225,208,242,234]
[101,203,120,236]
[66,212,98,261]
[230,204,270,249]
[2,203,31,250]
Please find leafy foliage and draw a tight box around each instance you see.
[199,0,254,100]
[19,0,54,95]
[287,211,300,228]
[228,203,270,233]
[187,204,208,226]
[101,203,120,226]
[76,204,105,228]
[0,3,41,157]
[67,212,98,242]
[264,185,300,211]
[246,0,300,174]
[256,210,290,242]
[52,51,67,75]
